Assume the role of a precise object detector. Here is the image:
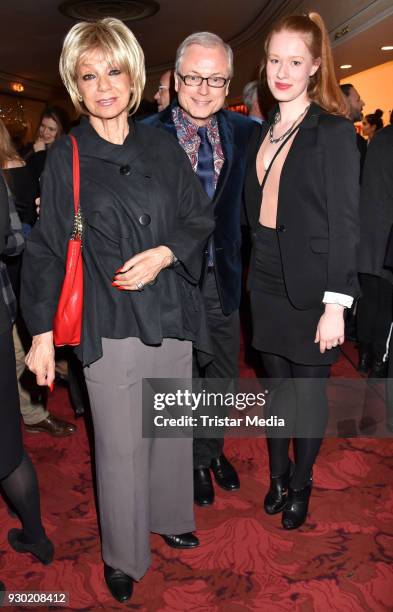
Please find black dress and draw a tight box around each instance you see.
[247,160,339,366]
[0,176,23,479]
[0,326,24,479]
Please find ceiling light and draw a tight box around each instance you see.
[10,82,24,93]
[340,64,352,69]
[381,46,393,51]
[59,0,160,21]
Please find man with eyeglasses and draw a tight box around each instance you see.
[144,32,257,508]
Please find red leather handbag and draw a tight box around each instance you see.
[53,135,83,347]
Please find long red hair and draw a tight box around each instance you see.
[260,12,347,116]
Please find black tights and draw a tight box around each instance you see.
[261,353,330,489]
[1,451,46,544]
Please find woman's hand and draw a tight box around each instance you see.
[25,331,55,389]
[315,304,345,353]
[112,246,175,291]
[33,138,46,153]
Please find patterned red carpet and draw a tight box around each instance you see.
[1,343,393,611]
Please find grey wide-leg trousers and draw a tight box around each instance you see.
[84,337,195,580]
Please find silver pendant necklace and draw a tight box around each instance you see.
[269,104,311,144]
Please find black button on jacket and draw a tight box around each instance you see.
[21,118,215,366]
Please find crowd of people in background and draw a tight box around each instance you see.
[0,10,393,604]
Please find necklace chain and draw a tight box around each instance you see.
[269,104,311,144]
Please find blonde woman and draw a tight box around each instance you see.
[0,174,54,566]
[0,118,76,437]
[0,119,36,231]
[21,18,214,603]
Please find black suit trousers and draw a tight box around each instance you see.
[193,270,240,467]
[357,273,392,357]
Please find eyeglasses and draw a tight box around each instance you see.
[177,73,229,88]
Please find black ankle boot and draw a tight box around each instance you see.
[282,480,312,530]
[264,460,294,515]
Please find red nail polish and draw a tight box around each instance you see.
[117,286,127,291]
[49,383,54,393]
[111,281,118,286]
[115,267,123,274]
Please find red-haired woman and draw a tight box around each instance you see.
[245,13,359,528]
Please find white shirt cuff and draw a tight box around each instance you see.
[323,291,353,309]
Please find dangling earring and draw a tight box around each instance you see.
[77,92,83,102]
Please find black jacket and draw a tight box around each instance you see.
[245,103,360,310]
[21,118,215,365]
[0,175,10,334]
[356,132,367,183]
[143,103,257,314]
[359,125,393,283]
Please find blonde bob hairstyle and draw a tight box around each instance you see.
[59,17,145,116]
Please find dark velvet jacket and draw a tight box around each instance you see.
[21,118,215,366]
[143,102,256,315]
[245,103,360,310]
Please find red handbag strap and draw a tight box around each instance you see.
[69,135,80,215]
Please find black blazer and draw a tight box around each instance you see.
[0,175,10,334]
[143,102,257,315]
[359,125,393,283]
[245,103,360,310]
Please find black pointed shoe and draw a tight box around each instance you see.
[264,460,294,515]
[282,481,313,530]
[210,454,240,491]
[104,564,133,603]
[161,533,199,549]
[194,467,215,506]
[8,529,54,565]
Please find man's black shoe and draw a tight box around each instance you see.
[161,533,199,549]
[104,564,133,603]
[210,454,240,491]
[358,350,371,373]
[369,359,388,379]
[194,467,214,506]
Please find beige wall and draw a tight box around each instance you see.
[340,60,393,127]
